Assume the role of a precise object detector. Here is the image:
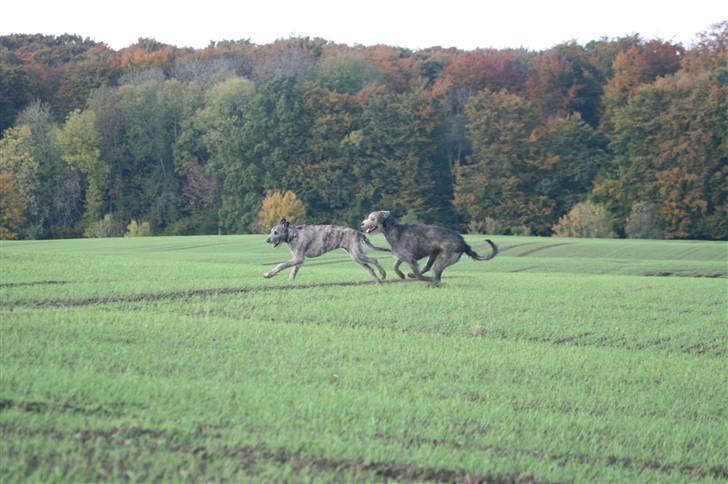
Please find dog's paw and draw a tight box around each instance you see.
[263,272,274,279]
[407,273,417,279]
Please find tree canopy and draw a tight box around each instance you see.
[1,23,726,240]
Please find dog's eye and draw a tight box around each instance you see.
[274,231,278,235]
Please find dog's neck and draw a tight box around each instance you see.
[285,226,300,244]
[380,219,401,240]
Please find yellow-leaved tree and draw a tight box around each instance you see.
[257,191,305,233]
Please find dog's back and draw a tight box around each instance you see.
[294,225,362,258]
[390,223,467,259]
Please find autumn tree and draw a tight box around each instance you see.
[54,45,120,116]
[257,190,306,232]
[600,39,684,136]
[0,172,27,239]
[457,89,606,234]
[251,38,321,84]
[595,63,727,239]
[525,43,603,126]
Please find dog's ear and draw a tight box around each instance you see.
[283,220,290,228]
[381,211,393,228]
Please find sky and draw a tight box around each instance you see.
[1,0,725,51]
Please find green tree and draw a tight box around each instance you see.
[530,114,607,216]
[552,202,615,238]
[625,202,663,239]
[358,91,453,224]
[284,85,365,225]
[0,125,40,237]
[207,76,309,233]
[16,101,84,238]
[455,89,539,232]
[0,47,34,134]
[309,53,382,94]
[56,109,108,224]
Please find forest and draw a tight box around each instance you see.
[0,22,726,240]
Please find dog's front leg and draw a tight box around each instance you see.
[289,263,302,281]
[264,258,303,279]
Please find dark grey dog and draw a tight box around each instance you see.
[360,211,498,284]
[264,219,389,282]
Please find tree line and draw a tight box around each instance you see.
[1,23,726,240]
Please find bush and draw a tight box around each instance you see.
[552,202,615,238]
[510,225,532,236]
[625,202,664,239]
[84,214,125,238]
[125,219,152,237]
[257,191,305,233]
[467,217,504,235]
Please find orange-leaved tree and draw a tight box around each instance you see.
[0,172,28,239]
[257,191,306,233]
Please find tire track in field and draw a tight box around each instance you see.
[0,398,124,417]
[375,431,728,481]
[494,242,537,253]
[3,420,726,481]
[6,279,417,309]
[0,280,72,289]
[0,422,539,483]
[517,243,573,257]
[642,270,726,278]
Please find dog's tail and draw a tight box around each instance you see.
[465,239,498,261]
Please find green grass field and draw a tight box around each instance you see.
[1,235,727,482]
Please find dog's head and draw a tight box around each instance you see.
[361,211,394,234]
[266,218,290,248]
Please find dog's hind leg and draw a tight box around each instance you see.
[409,255,435,278]
[393,258,406,279]
[361,262,381,282]
[360,258,384,282]
[430,251,462,285]
[349,248,384,282]
[406,260,430,282]
[367,257,387,280]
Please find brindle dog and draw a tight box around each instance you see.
[264,219,389,282]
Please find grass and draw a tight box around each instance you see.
[1,234,727,482]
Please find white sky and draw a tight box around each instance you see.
[1,0,725,51]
